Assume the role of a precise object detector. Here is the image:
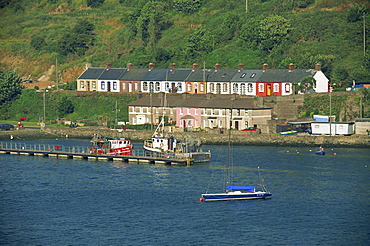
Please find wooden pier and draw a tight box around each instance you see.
[0,148,193,165]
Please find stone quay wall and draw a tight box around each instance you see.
[2,127,369,148]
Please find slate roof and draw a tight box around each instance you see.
[129,94,266,110]
[185,68,213,82]
[119,68,149,81]
[166,69,193,81]
[231,69,264,82]
[142,68,170,81]
[98,68,126,80]
[78,67,105,80]
[258,69,316,83]
[207,69,238,82]
[79,66,320,84]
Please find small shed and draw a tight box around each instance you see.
[287,121,313,132]
[311,122,354,136]
[355,118,370,135]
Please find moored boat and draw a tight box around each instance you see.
[90,134,132,155]
[280,130,297,135]
[143,119,210,162]
[315,146,325,155]
[200,99,271,202]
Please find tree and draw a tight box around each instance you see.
[136,1,171,47]
[31,36,47,51]
[239,16,263,49]
[87,0,105,8]
[58,20,95,56]
[173,0,202,14]
[0,70,23,106]
[259,15,291,51]
[218,14,240,43]
[56,96,74,117]
[331,65,349,87]
[347,4,368,22]
[292,0,314,9]
[298,76,316,94]
[182,28,214,60]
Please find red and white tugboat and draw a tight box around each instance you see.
[90,134,132,155]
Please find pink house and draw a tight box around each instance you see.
[176,107,201,128]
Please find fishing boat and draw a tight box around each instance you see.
[143,118,211,162]
[200,100,271,202]
[280,130,297,135]
[90,134,132,155]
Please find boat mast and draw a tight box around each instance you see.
[226,98,234,190]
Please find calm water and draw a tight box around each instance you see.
[1,139,369,245]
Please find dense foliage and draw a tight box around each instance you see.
[0,70,23,105]
[0,0,369,90]
[0,89,137,123]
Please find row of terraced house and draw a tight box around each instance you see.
[77,63,330,97]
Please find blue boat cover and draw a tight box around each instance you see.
[226,186,255,192]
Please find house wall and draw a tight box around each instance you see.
[98,80,120,92]
[141,81,161,93]
[121,81,139,93]
[153,107,176,125]
[77,80,98,92]
[164,81,185,93]
[311,122,354,135]
[314,71,329,93]
[176,108,201,128]
[207,82,230,94]
[281,83,292,96]
[256,82,291,97]
[186,82,206,94]
[355,119,370,134]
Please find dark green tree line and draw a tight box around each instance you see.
[0,70,23,106]
[58,20,96,56]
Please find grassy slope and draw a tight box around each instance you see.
[0,0,368,79]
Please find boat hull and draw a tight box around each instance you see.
[315,150,325,155]
[280,131,297,135]
[201,191,272,202]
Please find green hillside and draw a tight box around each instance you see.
[0,0,369,89]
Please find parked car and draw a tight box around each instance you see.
[241,127,261,133]
[304,128,312,134]
[0,124,15,131]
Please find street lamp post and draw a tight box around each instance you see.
[43,90,46,122]
[329,86,332,136]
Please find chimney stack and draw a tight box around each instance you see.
[262,63,268,72]
[170,63,176,71]
[127,63,133,70]
[238,63,244,71]
[86,63,92,70]
[106,64,112,70]
[288,63,295,71]
[148,63,155,71]
[315,63,321,71]
[192,63,199,71]
[214,63,221,71]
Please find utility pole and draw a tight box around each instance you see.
[56,57,58,91]
[329,87,332,136]
[115,100,119,128]
[246,0,248,13]
[363,12,366,56]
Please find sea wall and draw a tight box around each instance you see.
[1,127,369,148]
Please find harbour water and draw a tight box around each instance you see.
[1,139,369,245]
